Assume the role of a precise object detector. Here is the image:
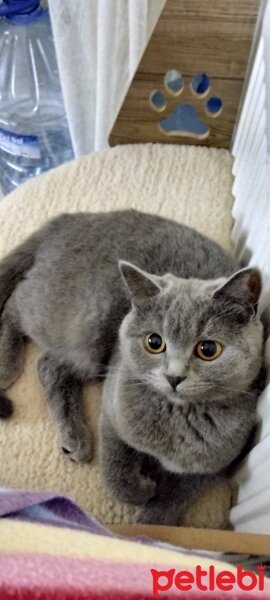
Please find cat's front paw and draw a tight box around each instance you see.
[60,423,92,463]
[133,474,157,505]
[137,499,181,526]
[110,472,157,505]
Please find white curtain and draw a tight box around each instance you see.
[230,0,270,534]
[48,0,165,156]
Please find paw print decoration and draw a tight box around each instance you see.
[149,70,222,140]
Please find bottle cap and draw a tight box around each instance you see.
[0,0,47,23]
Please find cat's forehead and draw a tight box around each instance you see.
[155,277,225,342]
[163,289,207,341]
[162,273,225,296]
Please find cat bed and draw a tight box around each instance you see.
[0,143,234,527]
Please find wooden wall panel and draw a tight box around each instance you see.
[110,0,260,149]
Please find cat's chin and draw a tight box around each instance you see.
[152,385,190,405]
[166,392,205,406]
[149,382,190,405]
[166,393,187,406]
[149,376,210,405]
[164,388,214,406]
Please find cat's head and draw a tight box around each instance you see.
[118,261,264,404]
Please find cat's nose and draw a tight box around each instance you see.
[166,375,186,391]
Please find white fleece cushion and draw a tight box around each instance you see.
[0,143,234,527]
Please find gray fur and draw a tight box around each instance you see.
[0,209,264,524]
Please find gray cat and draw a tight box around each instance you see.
[0,209,264,525]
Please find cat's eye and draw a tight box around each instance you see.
[144,333,166,354]
[195,340,222,361]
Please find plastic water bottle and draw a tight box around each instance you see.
[0,0,74,195]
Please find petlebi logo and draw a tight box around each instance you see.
[151,564,265,597]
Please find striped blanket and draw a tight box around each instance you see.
[0,490,269,599]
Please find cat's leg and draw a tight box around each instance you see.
[0,306,25,390]
[138,471,213,526]
[0,304,25,417]
[37,352,92,462]
[100,415,157,504]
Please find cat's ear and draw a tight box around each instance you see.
[212,267,262,315]
[119,261,161,305]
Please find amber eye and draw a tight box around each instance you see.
[144,333,166,354]
[195,340,222,361]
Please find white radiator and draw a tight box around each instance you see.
[230,0,270,533]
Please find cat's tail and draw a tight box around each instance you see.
[0,230,42,419]
[0,230,41,315]
[0,392,13,418]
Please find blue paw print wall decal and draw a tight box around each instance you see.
[149,71,222,140]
